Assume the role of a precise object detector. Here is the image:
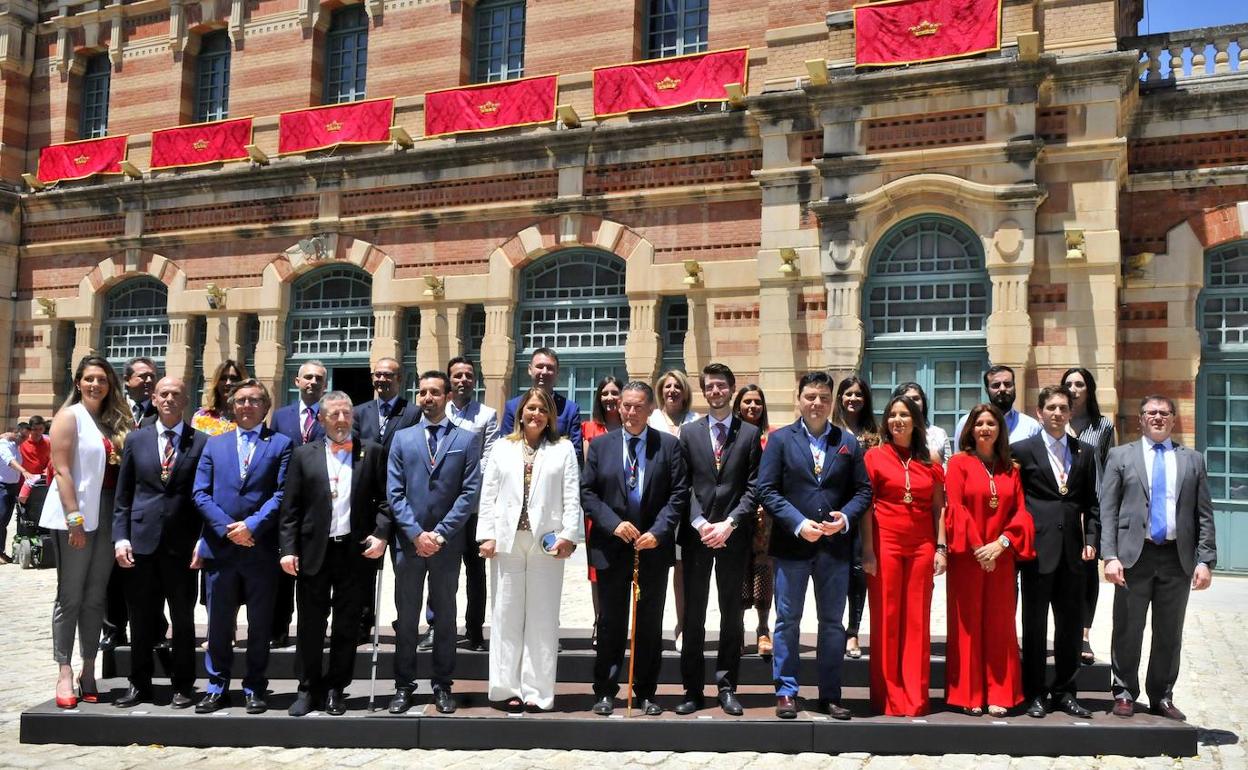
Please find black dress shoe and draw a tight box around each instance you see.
[1026,696,1048,718]
[269,634,291,649]
[389,688,414,714]
[640,698,663,716]
[1111,697,1134,718]
[325,689,347,716]
[1151,699,1186,721]
[464,635,486,652]
[195,691,231,714]
[718,690,744,716]
[100,632,127,651]
[113,685,152,708]
[417,630,435,652]
[433,688,457,714]
[674,695,704,715]
[592,696,614,716]
[776,696,798,719]
[818,699,852,720]
[1054,693,1093,718]
[170,691,194,709]
[288,691,315,717]
[245,693,267,714]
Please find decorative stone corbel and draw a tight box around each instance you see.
[229,0,244,46]
[364,0,383,23]
[168,0,188,54]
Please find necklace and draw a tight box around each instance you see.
[326,441,350,499]
[894,444,914,504]
[978,455,999,509]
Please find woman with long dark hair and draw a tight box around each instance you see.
[1061,366,1115,664]
[41,356,132,707]
[580,375,624,648]
[833,375,878,660]
[892,381,951,463]
[734,384,774,656]
[944,404,1035,717]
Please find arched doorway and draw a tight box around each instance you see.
[100,276,170,375]
[285,265,375,406]
[514,249,629,412]
[860,215,990,440]
[1197,238,1248,571]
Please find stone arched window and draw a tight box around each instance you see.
[100,277,170,373]
[286,265,374,404]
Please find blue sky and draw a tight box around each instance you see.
[1140,0,1247,33]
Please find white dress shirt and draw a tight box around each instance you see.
[325,440,353,538]
[691,415,733,530]
[1142,437,1178,541]
[1042,430,1071,490]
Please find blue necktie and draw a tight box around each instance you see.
[627,436,642,516]
[1149,443,1168,545]
[239,430,256,478]
[427,425,440,467]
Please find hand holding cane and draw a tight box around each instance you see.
[626,548,640,718]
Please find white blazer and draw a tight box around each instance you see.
[476,437,583,554]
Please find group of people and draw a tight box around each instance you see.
[24,346,1217,723]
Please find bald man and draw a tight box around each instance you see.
[113,377,209,708]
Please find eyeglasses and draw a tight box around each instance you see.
[1142,410,1173,418]
[372,371,397,379]
[234,397,264,406]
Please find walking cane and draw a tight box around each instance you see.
[367,558,385,712]
[626,548,640,718]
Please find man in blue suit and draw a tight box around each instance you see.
[387,370,482,715]
[192,378,293,714]
[758,371,872,720]
[267,360,327,648]
[498,347,582,459]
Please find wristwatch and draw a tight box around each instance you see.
[728,518,739,529]
[433,533,446,547]
[998,534,1011,549]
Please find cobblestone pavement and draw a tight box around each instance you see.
[0,546,1243,769]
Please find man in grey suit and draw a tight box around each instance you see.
[386,370,482,715]
[1100,394,1216,721]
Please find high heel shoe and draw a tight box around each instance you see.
[76,677,99,704]
[55,685,78,709]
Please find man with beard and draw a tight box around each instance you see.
[954,365,1041,443]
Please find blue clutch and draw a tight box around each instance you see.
[540,532,559,554]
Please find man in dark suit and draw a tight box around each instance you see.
[112,376,207,709]
[192,379,293,714]
[582,380,689,716]
[675,363,760,716]
[355,357,421,452]
[386,370,482,715]
[1101,394,1216,721]
[268,360,328,649]
[498,347,582,460]
[758,371,872,720]
[279,391,389,716]
[1012,385,1099,719]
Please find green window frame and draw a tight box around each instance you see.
[660,296,689,374]
[473,0,526,83]
[646,0,708,59]
[324,5,369,104]
[100,277,169,373]
[80,54,111,139]
[194,31,231,123]
[285,266,374,402]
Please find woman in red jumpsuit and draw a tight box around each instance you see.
[944,403,1035,716]
[862,395,947,716]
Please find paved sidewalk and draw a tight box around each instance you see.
[0,549,1243,768]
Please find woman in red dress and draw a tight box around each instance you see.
[944,403,1035,716]
[581,375,623,648]
[862,395,947,716]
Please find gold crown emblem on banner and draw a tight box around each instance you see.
[325,120,343,132]
[73,154,90,166]
[656,76,681,91]
[477,101,500,115]
[909,20,942,37]
[193,139,209,151]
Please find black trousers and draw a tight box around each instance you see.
[273,570,296,641]
[594,555,669,700]
[295,539,373,693]
[1111,542,1191,704]
[124,550,198,691]
[680,540,747,695]
[845,527,867,638]
[1020,559,1083,700]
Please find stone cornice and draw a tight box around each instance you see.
[809,174,1048,224]
[803,55,1048,108]
[815,139,1044,178]
[1125,164,1248,193]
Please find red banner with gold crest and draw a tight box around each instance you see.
[854,0,1001,68]
[278,98,394,155]
[37,135,128,183]
[593,48,748,118]
[425,75,558,138]
[150,117,253,170]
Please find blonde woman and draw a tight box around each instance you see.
[42,356,132,707]
[477,388,583,711]
[193,359,248,436]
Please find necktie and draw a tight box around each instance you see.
[379,401,392,434]
[330,439,353,454]
[626,435,642,515]
[1048,439,1070,493]
[427,425,440,466]
[1149,443,1168,545]
[239,430,256,478]
[161,430,176,482]
[301,407,316,443]
[132,402,143,427]
[713,422,727,470]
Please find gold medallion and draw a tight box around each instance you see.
[160,469,170,483]
[989,496,999,509]
[1059,484,1068,495]
[814,464,822,476]
[903,492,914,504]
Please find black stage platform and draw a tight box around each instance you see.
[20,630,1197,756]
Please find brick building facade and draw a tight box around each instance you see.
[0,0,1245,567]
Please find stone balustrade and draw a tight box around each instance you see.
[1126,23,1248,84]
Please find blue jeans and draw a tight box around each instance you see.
[772,549,850,700]
[0,482,17,554]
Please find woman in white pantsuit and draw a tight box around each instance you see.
[478,388,583,711]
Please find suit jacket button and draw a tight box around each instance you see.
[1057,523,1063,530]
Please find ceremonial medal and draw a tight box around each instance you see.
[989,496,999,509]
[628,475,638,489]
[160,469,171,483]
[240,471,248,481]
[895,445,914,506]
[107,450,120,466]
[813,462,823,476]
[903,492,914,504]
[1059,484,1068,496]
[330,485,338,500]
[980,457,999,510]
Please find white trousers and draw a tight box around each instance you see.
[488,530,566,710]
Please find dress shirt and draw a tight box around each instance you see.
[1142,437,1178,541]
[417,416,453,451]
[299,402,319,440]
[622,428,647,492]
[0,438,19,484]
[794,419,833,536]
[691,414,733,530]
[378,396,400,431]
[157,421,185,465]
[1041,430,1071,489]
[236,428,259,476]
[324,440,353,538]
